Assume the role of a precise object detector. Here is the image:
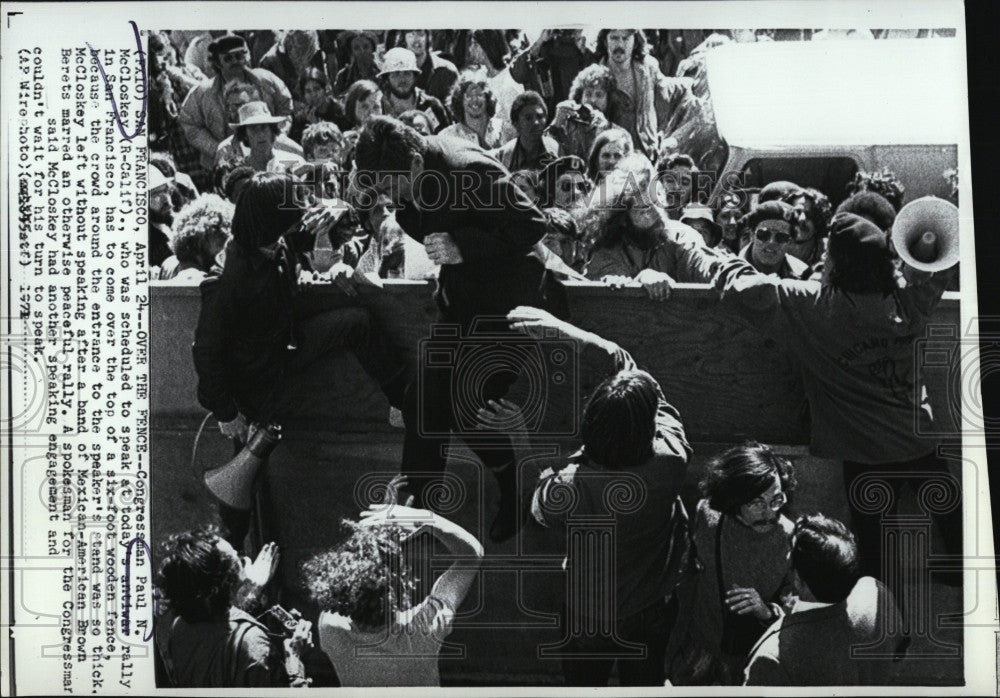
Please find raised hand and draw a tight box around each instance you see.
[359,502,433,532]
[383,474,416,507]
[219,413,249,442]
[476,398,526,432]
[244,541,280,587]
[506,305,568,339]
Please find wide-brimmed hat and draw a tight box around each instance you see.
[229,101,285,129]
[378,47,420,76]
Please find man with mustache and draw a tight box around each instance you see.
[378,47,451,133]
[595,29,693,161]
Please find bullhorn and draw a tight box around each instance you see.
[891,196,960,272]
[203,423,282,510]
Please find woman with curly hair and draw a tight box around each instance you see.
[438,69,504,149]
[665,442,800,685]
[546,63,614,159]
[300,120,349,199]
[305,497,483,687]
[455,29,522,140]
[157,194,234,282]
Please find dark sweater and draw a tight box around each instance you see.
[393,135,552,322]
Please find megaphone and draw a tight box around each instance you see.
[891,196,959,272]
[203,423,282,511]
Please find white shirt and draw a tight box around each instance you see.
[488,67,523,143]
[318,596,455,687]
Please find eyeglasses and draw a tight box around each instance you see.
[745,490,787,513]
[755,227,792,244]
[220,50,249,65]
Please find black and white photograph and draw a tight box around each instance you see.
[2,1,996,695]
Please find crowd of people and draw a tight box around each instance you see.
[150,27,961,689]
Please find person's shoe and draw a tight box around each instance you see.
[388,406,405,429]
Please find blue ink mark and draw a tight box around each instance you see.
[86,20,147,141]
[122,536,155,641]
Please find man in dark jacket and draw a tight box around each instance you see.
[397,29,459,103]
[525,306,691,686]
[353,116,564,542]
[192,173,411,546]
[509,29,596,115]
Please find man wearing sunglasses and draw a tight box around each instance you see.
[737,201,810,280]
[179,33,293,174]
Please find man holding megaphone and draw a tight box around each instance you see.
[677,201,961,595]
[192,172,413,549]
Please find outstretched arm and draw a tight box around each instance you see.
[359,503,483,615]
[424,513,485,614]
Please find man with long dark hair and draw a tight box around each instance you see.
[155,527,311,687]
[666,442,799,685]
[524,307,691,686]
[192,172,411,547]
